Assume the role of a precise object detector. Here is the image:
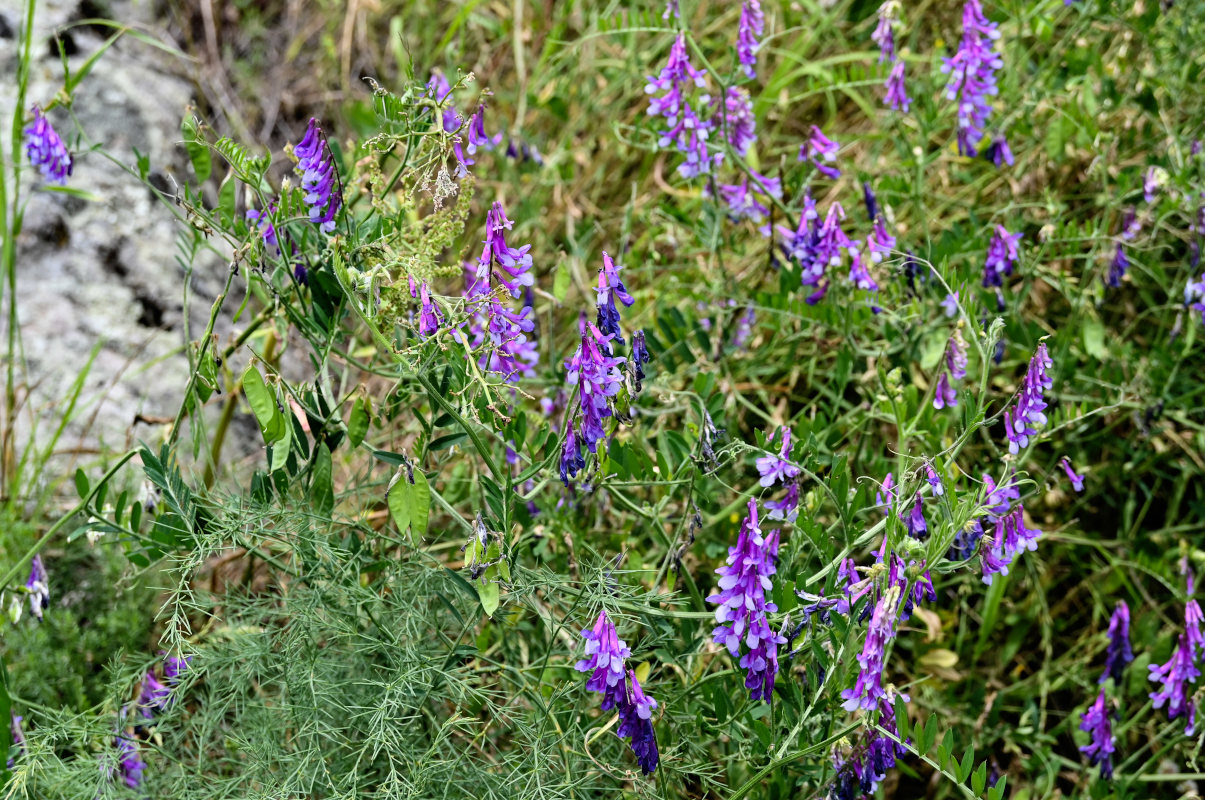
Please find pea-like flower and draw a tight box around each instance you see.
[1106,242,1129,288]
[1148,634,1200,735]
[983,225,1022,288]
[899,493,927,539]
[872,0,900,61]
[1059,457,1084,492]
[1003,342,1054,454]
[477,202,534,298]
[1100,601,1133,684]
[983,134,1014,167]
[840,585,900,711]
[25,555,49,622]
[1079,690,1116,779]
[737,1,765,79]
[941,0,1002,156]
[799,125,841,179]
[884,60,910,112]
[576,611,632,700]
[595,252,635,343]
[293,118,342,234]
[466,102,503,155]
[980,505,1042,584]
[646,34,719,179]
[23,107,73,184]
[717,87,758,158]
[630,329,651,392]
[566,321,627,454]
[756,427,801,487]
[707,499,786,702]
[615,669,660,775]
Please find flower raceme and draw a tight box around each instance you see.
[1100,601,1133,685]
[575,612,659,775]
[736,1,765,79]
[840,585,900,712]
[933,327,968,410]
[1002,342,1054,454]
[941,0,1003,156]
[980,505,1042,584]
[477,201,534,298]
[1079,690,1116,779]
[646,34,718,179]
[799,125,841,179]
[595,252,635,343]
[565,319,627,455]
[23,106,73,184]
[293,118,342,234]
[707,499,786,702]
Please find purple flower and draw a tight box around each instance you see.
[1003,342,1054,454]
[663,0,679,19]
[418,282,443,337]
[799,126,841,179]
[899,493,927,538]
[756,427,801,487]
[1079,690,1116,779]
[246,206,280,254]
[25,555,49,621]
[1059,457,1084,492]
[1149,634,1200,735]
[707,499,786,702]
[595,252,635,343]
[829,690,909,799]
[615,670,660,775]
[980,505,1042,584]
[925,461,944,496]
[714,171,782,230]
[737,1,765,79]
[863,182,879,221]
[137,671,171,719]
[466,103,503,155]
[933,328,968,410]
[1143,166,1165,203]
[646,35,719,179]
[875,473,897,514]
[1184,272,1205,324]
[23,107,73,184]
[576,611,632,698]
[866,217,896,264]
[888,553,935,621]
[941,0,1002,156]
[731,305,757,350]
[940,291,959,318]
[1100,601,1133,684]
[566,320,627,453]
[630,329,651,392]
[884,60,911,112]
[427,72,461,132]
[559,426,586,486]
[765,482,800,522]
[947,519,984,561]
[164,654,191,685]
[797,202,854,301]
[716,87,757,159]
[982,471,1019,519]
[1188,600,1204,656]
[1121,208,1142,241]
[115,734,147,789]
[1106,242,1129,288]
[840,585,900,711]
[477,201,534,298]
[293,118,342,234]
[8,714,24,769]
[983,225,1022,288]
[847,247,881,303]
[466,292,538,381]
[872,0,900,62]
[982,134,1014,167]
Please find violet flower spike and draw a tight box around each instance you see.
[717,87,757,158]
[115,735,147,789]
[983,225,1022,288]
[940,291,959,318]
[23,106,73,184]
[1079,690,1116,780]
[1059,457,1084,493]
[866,218,896,264]
[559,425,585,486]
[980,505,1042,584]
[707,499,786,702]
[466,103,503,155]
[1100,601,1133,685]
[478,201,534,298]
[871,0,900,62]
[615,670,660,775]
[840,585,900,712]
[1106,242,1129,288]
[630,330,651,392]
[884,59,911,112]
[25,555,49,621]
[565,321,626,453]
[1003,342,1054,454]
[875,473,897,514]
[940,0,1002,156]
[1148,634,1200,735]
[595,251,635,344]
[646,34,719,179]
[575,610,631,700]
[862,182,879,222]
[293,118,342,234]
[736,0,765,80]
[246,206,280,254]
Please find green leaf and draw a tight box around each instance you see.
[182,116,212,182]
[429,432,468,451]
[217,173,237,226]
[347,394,371,448]
[552,264,571,303]
[958,747,975,783]
[74,468,89,499]
[971,761,988,796]
[313,443,334,516]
